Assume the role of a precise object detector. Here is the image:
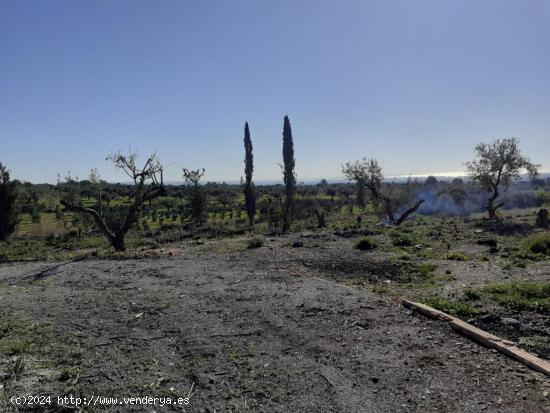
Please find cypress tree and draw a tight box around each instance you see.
[0,163,19,241]
[243,122,256,226]
[282,115,296,232]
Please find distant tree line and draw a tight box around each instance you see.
[0,124,546,249]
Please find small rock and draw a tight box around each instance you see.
[501,317,521,326]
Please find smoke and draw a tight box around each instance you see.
[414,181,541,217]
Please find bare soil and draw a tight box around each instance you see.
[0,238,549,412]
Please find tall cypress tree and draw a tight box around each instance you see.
[243,122,256,226]
[0,163,19,241]
[282,115,296,232]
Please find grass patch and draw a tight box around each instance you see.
[443,251,468,261]
[481,281,550,314]
[355,237,377,251]
[0,338,30,355]
[416,263,438,277]
[391,233,416,247]
[524,232,550,255]
[247,237,264,249]
[420,297,478,317]
[463,288,481,301]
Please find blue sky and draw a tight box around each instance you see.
[1,0,549,183]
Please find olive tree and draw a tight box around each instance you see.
[183,168,207,224]
[466,138,539,219]
[60,150,165,251]
[342,158,424,225]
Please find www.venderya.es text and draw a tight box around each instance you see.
[11,394,191,407]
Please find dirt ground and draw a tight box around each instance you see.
[0,238,549,412]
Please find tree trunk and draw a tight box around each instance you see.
[486,187,502,219]
[395,199,425,225]
[112,233,125,252]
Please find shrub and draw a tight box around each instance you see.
[444,252,468,261]
[416,263,437,277]
[391,233,415,247]
[524,232,550,255]
[463,288,481,301]
[355,237,377,251]
[291,240,303,248]
[247,237,264,249]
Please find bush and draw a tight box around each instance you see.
[444,251,468,261]
[247,237,264,249]
[463,288,481,301]
[391,233,415,247]
[355,237,377,251]
[524,232,550,255]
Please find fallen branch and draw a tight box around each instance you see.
[402,299,550,377]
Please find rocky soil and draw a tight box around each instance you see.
[0,239,549,412]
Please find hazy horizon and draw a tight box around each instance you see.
[2,0,549,184]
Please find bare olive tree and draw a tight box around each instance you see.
[342,158,424,225]
[466,138,539,219]
[60,150,165,251]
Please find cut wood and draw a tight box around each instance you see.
[402,299,550,377]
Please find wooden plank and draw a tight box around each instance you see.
[401,299,455,322]
[402,299,550,377]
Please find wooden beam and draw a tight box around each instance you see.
[402,299,550,377]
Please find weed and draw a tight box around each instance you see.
[463,288,481,300]
[443,251,468,261]
[247,237,264,249]
[391,233,415,247]
[524,232,550,255]
[481,281,550,313]
[355,237,377,251]
[420,297,478,317]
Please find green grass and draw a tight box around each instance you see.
[355,237,378,251]
[524,232,550,255]
[481,281,550,314]
[420,297,478,317]
[416,263,438,277]
[391,232,416,247]
[247,237,264,249]
[443,251,469,261]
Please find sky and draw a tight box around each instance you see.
[1,0,549,183]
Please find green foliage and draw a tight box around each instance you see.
[282,116,296,232]
[463,288,481,300]
[444,251,468,261]
[243,122,256,226]
[183,168,207,225]
[0,338,30,355]
[416,263,437,277]
[0,163,20,241]
[481,282,550,313]
[420,297,478,317]
[391,232,416,247]
[247,237,264,249]
[524,232,550,255]
[355,237,377,251]
[534,189,550,206]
